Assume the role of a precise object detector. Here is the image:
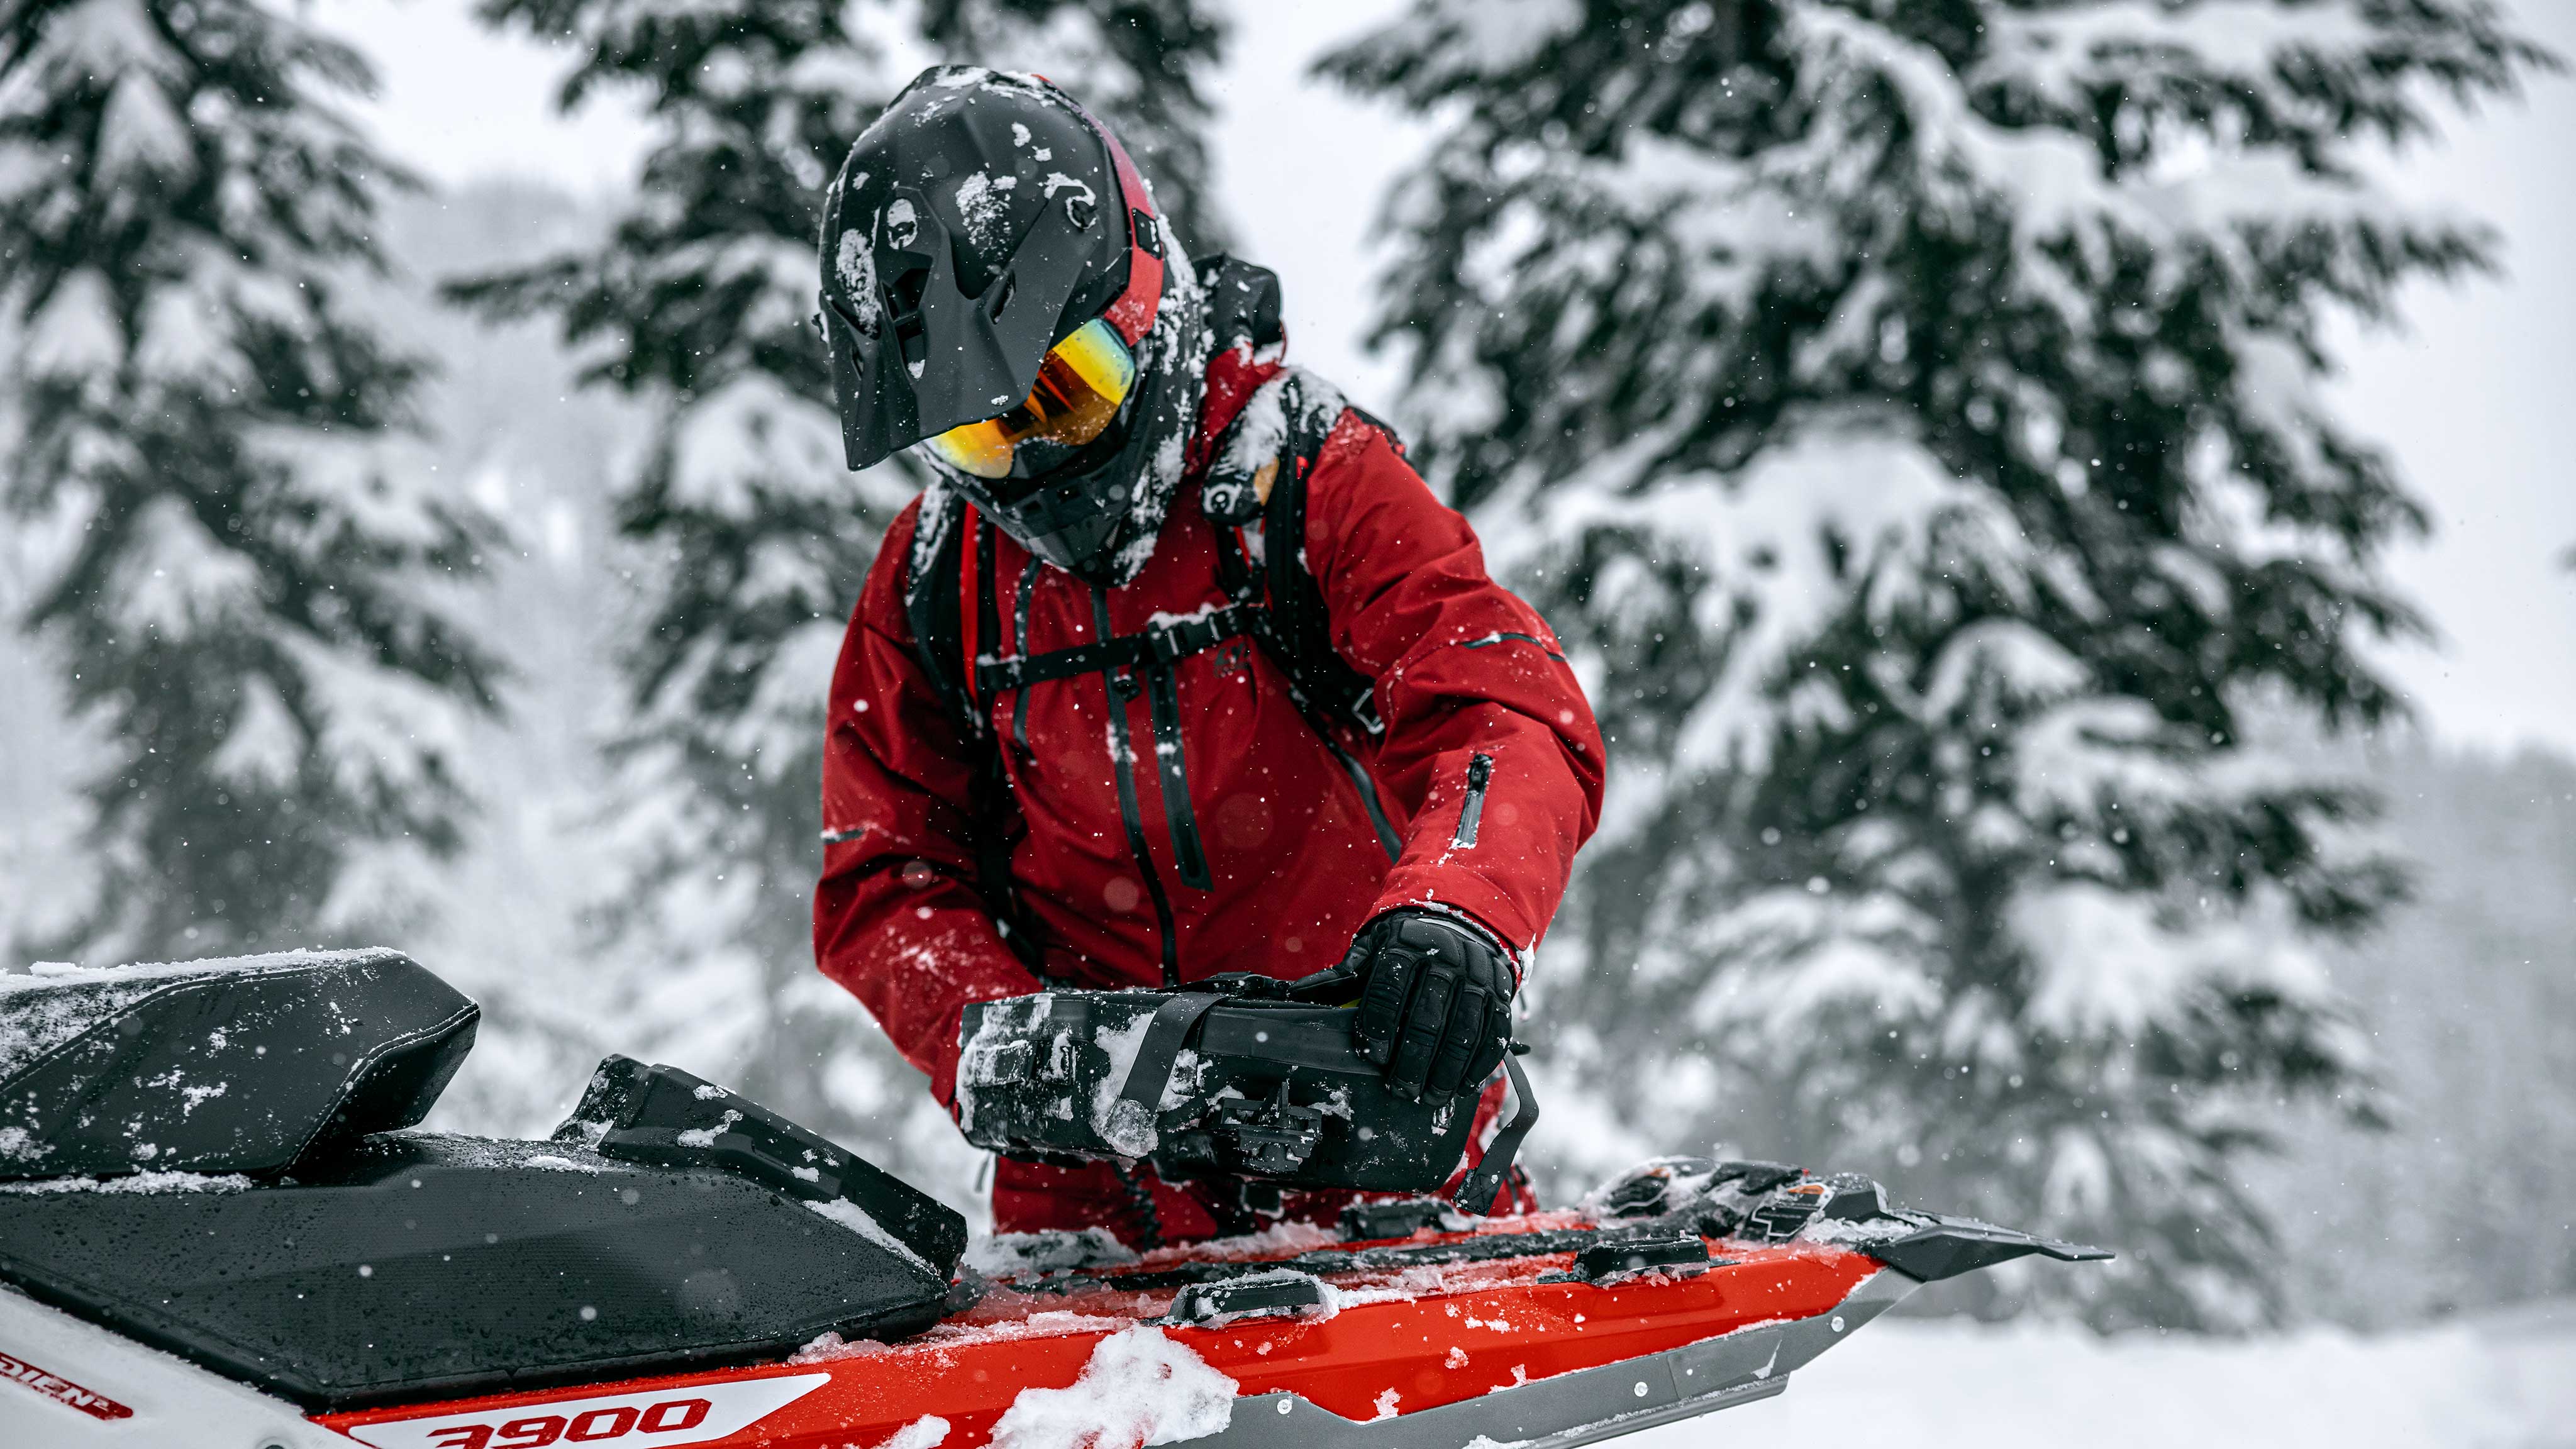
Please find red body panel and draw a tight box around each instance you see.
[313,1228,1880,1449]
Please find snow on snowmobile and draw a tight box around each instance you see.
[0,950,2104,1447]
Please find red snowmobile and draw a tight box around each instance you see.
[0,951,2102,1447]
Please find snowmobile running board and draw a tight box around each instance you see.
[0,952,2106,1447]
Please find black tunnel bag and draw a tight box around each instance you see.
[956,988,1538,1214]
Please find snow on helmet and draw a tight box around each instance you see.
[818,67,1209,583]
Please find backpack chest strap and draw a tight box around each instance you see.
[974,601,1259,698]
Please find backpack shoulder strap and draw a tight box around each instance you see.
[1249,370,1391,739]
[902,485,975,735]
[902,488,1046,969]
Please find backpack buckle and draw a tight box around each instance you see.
[1145,605,1242,666]
[1350,692,1386,736]
[1145,621,1195,665]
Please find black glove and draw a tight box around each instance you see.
[1338,910,1516,1103]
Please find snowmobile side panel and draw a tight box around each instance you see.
[0,949,475,1181]
[1204,1270,1915,1448]
[316,1238,1892,1449]
[0,1286,345,1448]
[0,1134,953,1411]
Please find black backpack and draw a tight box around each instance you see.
[899,257,1405,975]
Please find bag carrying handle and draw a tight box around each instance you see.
[1111,986,1540,1216]
[1114,992,1228,1124]
[1452,1051,1540,1217]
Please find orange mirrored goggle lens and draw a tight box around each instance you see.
[924,318,1138,480]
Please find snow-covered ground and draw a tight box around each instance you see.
[1632,1302,2576,1449]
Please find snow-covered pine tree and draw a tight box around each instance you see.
[916,1,1231,253]
[455,0,928,1164]
[458,0,1225,1182]
[0,1,499,963]
[1328,0,2553,1328]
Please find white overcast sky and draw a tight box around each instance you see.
[323,0,2576,759]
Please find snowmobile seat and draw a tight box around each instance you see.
[0,1048,970,1411]
[0,1129,960,1411]
[0,956,973,1411]
[0,949,477,1181]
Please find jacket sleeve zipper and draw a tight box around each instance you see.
[1452,753,1494,849]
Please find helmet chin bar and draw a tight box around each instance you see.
[938,245,1201,584]
[940,415,1143,579]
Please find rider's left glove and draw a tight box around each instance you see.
[1337,909,1516,1104]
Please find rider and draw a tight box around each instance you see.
[811,68,1604,1244]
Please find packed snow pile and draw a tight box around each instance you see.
[875,1417,953,1449]
[1088,1012,1162,1158]
[967,1228,1141,1280]
[986,1327,1237,1449]
[0,1170,253,1196]
[1135,1219,1338,1267]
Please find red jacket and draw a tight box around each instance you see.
[813,348,1606,1125]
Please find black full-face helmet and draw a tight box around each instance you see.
[818,67,1208,582]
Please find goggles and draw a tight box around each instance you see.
[920,317,1137,480]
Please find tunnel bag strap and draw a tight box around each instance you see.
[1115,992,1229,1122]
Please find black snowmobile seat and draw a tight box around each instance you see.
[0,953,974,1409]
[0,1131,961,1409]
[0,948,477,1181]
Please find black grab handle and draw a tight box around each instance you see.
[1451,1052,1540,1216]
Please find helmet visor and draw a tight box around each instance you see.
[921,318,1138,480]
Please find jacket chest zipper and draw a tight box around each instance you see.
[1010,556,1043,750]
[1326,731,1404,862]
[1453,752,1494,849]
[1094,587,1182,987]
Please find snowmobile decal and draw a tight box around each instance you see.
[339,1374,830,1449]
[0,1348,131,1421]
